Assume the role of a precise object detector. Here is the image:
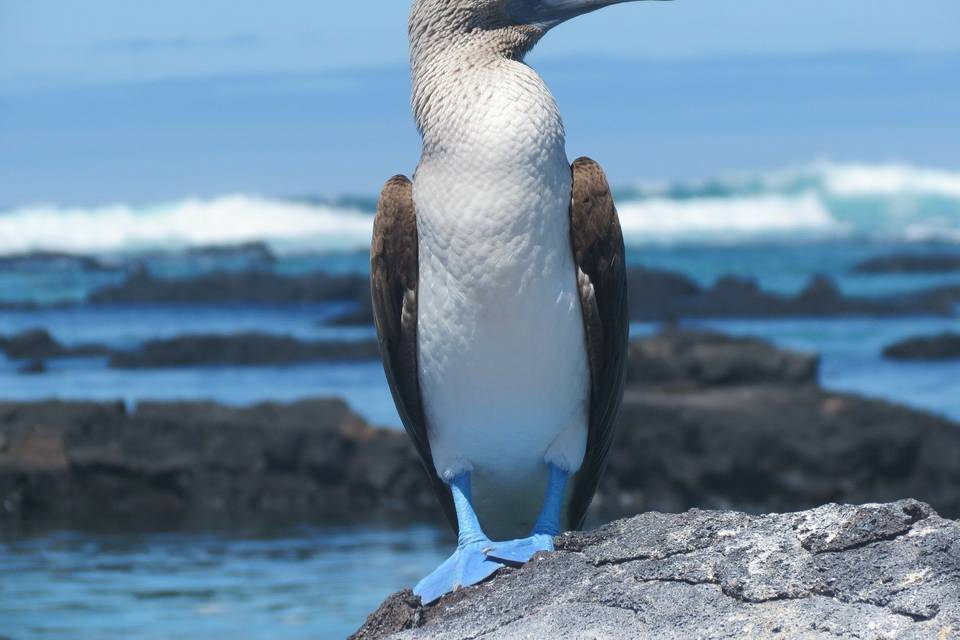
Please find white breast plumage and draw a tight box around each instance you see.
[412,56,589,540]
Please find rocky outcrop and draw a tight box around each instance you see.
[626,329,818,388]
[853,253,960,274]
[883,333,960,361]
[0,328,110,361]
[0,328,380,370]
[628,271,955,321]
[87,268,368,305]
[78,266,957,326]
[352,500,960,640]
[598,385,960,520]
[3,330,960,523]
[0,399,437,519]
[108,333,380,368]
[0,244,276,273]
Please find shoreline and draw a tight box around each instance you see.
[3,330,959,526]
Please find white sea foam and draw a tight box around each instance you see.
[0,195,374,255]
[813,161,960,198]
[617,192,841,242]
[2,162,959,254]
[621,161,960,243]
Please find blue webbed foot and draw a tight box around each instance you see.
[415,472,506,604]
[484,533,554,566]
[414,540,505,604]
[414,465,569,604]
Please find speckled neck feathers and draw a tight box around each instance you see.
[409,2,549,144]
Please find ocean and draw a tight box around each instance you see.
[2,160,959,638]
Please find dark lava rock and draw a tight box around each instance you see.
[122,242,277,273]
[17,359,46,375]
[353,500,960,639]
[883,332,960,361]
[0,399,438,520]
[88,268,368,305]
[3,331,959,523]
[326,296,375,327]
[625,267,702,322]
[2,328,379,369]
[598,385,960,520]
[108,333,380,368]
[179,241,275,263]
[87,265,956,324]
[853,252,960,274]
[630,270,954,321]
[0,329,63,360]
[0,328,109,361]
[627,329,818,388]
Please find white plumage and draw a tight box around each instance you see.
[410,29,589,539]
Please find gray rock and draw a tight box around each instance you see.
[87,267,368,305]
[601,385,960,521]
[626,329,818,388]
[628,270,955,321]
[883,333,960,361]
[352,500,960,640]
[4,331,960,521]
[0,328,110,360]
[0,399,439,520]
[108,333,380,368]
[17,359,47,375]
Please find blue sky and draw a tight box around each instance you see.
[2,1,959,205]
[4,0,959,88]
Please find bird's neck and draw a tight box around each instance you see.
[410,30,564,159]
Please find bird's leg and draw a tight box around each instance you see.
[485,464,569,565]
[413,472,505,605]
[532,463,570,536]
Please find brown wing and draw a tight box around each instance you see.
[370,175,457,532]
[566,157,630,530]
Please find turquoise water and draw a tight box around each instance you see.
[0,522,450,640]
[1,239,959,638]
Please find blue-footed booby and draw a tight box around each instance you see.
[371,0,638,604]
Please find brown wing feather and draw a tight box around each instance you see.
[370,175,457,532]
[566,157,630,530]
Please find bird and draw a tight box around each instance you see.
[371,0,636,604]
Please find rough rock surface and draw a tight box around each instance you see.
[600,385,960,520]
[352,501,960,640]
[883,333,960,361]
[0,399,438,519]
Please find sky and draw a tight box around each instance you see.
[3,0,960,88]
[2,1,959,205]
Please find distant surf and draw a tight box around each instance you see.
[2,161,959,255]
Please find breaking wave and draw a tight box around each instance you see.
[2,161,959,255]
[0,196,374,255]
[618,160,960,243]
